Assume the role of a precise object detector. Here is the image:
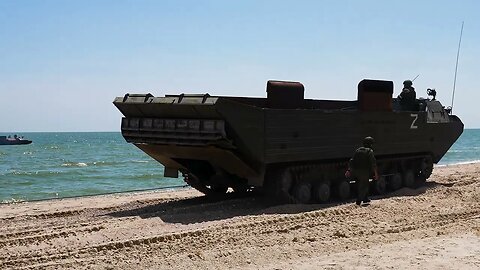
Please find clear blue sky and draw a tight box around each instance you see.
[1,0,478,131]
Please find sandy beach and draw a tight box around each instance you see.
[0,163,479,269]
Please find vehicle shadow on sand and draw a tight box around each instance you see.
[107,192,277,224]
[107,181,447,225]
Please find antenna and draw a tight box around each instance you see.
[412,74,420,82]
[451,21,464,113]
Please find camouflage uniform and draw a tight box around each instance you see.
[398,80,417,110]
[349,137,377,205]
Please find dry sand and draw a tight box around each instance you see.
[0,163,479,269]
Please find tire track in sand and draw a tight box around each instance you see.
[2,201,478,269]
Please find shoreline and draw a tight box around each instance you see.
[2,160,480,204]
[0,184,190,205]
[436,159,480,167]
[3,161,478,209]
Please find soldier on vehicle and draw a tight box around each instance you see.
[345,137,378,206]
[398,80,417,110]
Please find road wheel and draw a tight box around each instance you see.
[184,173,211,195]
[388,173,402,191]
[232,183,249,194]
[314,182,331,203]
[206,185,228,195]
[403,170,415,188]
[415,174,427,186]
[277,169,295,203]
[335,180,350,201]
[293,182,312,204]
[264,168,295,203]
[229,175,249,194]
[199,174,229,196]
[373,176,387,195]
[420,156,434,179]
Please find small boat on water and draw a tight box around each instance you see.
[0,135,32,145]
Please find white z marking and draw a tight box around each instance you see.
[410,114,418,129]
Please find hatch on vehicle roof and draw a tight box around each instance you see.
[266,80,305,109]
[357,79,393,112]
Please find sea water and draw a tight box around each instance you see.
[438,129,480,165]
[0,132,184,203]
[0,130,479,202]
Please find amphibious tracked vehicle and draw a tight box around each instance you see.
[113,79,463,203]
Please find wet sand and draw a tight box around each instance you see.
[0,163,479,269]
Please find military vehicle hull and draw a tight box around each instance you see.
[114,80,463,203]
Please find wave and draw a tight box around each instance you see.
[131,160,150,163]
[91,160,150,166]
[1,198,25,204]
[446,149,480,153]
[132,173,164,180]
[5,170,62,177]
[436,160,480,167]
[92,161,118,166]
[61,162,88,167]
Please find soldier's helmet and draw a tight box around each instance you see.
[403,80,413,87]
[363,136,375,147]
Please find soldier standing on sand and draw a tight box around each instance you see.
[345,137,378,206]
[398,80,417,110]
